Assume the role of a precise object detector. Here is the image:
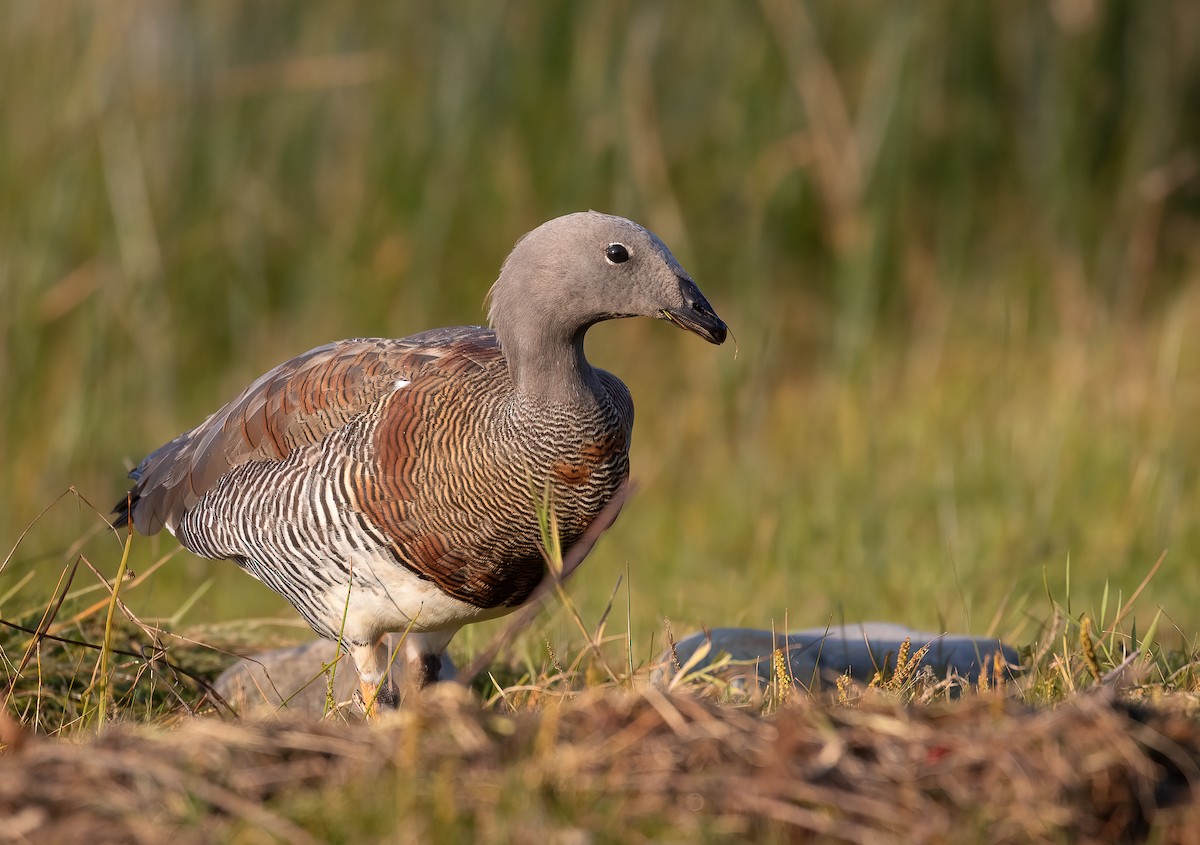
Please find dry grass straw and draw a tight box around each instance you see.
[1,685,1199,843]
[0,510,236,732]
[1,494,1199,841]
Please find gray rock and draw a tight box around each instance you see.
[214,635,456,719]
[215,621,1017,717]
[656,623,1019,689]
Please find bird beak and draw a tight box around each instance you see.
[661,277,728,345]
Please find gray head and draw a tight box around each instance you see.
[487,211,727,354]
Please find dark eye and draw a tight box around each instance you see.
[605,243,630,264]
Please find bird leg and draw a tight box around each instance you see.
[350,639,396,720]
[401,631,453,694]
[348,631,454,715]
[411,652,442,689]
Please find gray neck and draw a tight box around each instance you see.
[499,323,605,407]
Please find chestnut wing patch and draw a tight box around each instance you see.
[351,338,543,608]
[118,331,492,535]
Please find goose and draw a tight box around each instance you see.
[114,211,727,715]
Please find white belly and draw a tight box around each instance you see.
[330,543,517,644]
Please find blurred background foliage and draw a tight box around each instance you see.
[3,0,1200,654]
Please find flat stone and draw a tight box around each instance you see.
[213,636,456,719]
[215,622,1017,716]
[656,623,1019,689]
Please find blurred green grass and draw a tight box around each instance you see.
[3,1,1200,659]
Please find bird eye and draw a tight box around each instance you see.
[605,243,630,264]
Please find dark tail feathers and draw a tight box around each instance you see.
[111,491,139,530]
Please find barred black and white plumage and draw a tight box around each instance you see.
[113,212,727,716]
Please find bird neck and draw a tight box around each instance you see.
[500,324,605,408]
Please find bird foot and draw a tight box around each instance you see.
[354,681,398,718]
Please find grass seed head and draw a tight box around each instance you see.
[1080,615,1103,683]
